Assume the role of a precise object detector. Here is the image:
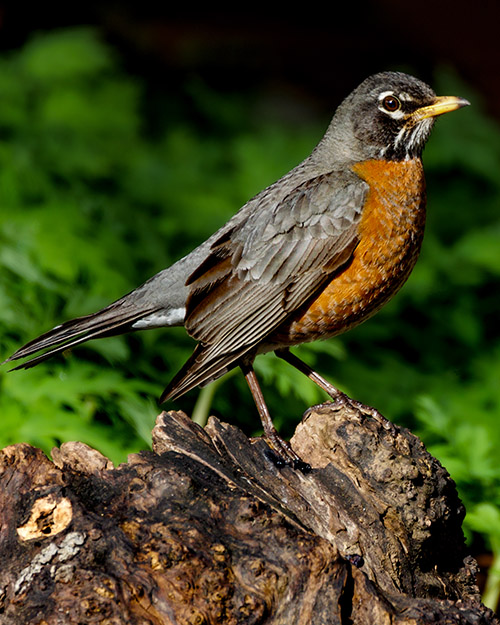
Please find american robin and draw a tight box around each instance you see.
[5,72,469,467]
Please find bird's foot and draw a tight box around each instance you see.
[326,390,392,429]
[263,436,311,473]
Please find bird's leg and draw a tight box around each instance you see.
[240,360,309,470]
[274,348,384,421]
[275,348,345,399]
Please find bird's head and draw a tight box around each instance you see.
[321,71,469,163]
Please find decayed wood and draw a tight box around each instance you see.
[0,401,497,624]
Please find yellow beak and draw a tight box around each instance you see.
[413,95,470,121]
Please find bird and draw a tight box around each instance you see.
[4,72,469,468]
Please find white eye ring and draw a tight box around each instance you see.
[378,91,405,119]
[382,94,401,112]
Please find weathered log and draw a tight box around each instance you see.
[0,402,497,624]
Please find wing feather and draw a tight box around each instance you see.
[164,171,367,400]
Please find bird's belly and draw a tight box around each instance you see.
[268,159,426,346]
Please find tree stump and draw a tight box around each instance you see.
[0,401,497,624]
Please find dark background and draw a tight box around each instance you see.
[0,2,498,119]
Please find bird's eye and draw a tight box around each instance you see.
[382,95,401,112]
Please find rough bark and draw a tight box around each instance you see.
[0,401,497,624]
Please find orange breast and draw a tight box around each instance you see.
[271,159,426,346]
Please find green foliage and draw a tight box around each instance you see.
[0,29,499,605]
[0,27,321,461]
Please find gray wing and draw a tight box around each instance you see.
[162,170,367,401]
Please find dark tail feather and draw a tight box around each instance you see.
[160,344,246,403]
[4,302,156,370]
